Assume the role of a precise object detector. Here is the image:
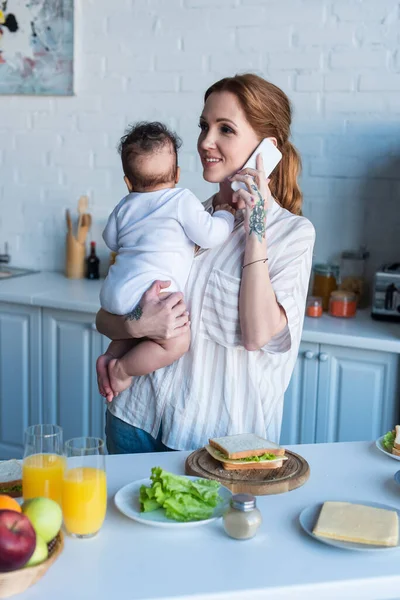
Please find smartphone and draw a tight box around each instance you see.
[231,138,282,192]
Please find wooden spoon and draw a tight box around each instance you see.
[82,213,92,229]
[77,225,89,244]
[76,196,89,236]
[77,213,92,244]
[65,209,72,234]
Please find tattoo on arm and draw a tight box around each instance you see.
[124,306,143,321]
[249,184,267,243]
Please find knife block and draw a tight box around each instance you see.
[65,233,86,279]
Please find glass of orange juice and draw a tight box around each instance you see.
[23,424,65,505]
[62,437,107,539]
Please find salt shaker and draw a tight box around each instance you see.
[223,493,262,540]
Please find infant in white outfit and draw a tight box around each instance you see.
[97,122,235,402]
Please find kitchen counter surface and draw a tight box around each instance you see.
[302,310,400,353]
[22,441,400,600]
[0,271,399,352]
[0,271,102,313]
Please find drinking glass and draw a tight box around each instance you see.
[62,437,107,539]
[22,424,65,505]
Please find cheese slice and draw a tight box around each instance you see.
[313,501,399,547]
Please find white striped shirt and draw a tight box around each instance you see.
[109,195,315,450]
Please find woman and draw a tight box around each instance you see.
[96,73,315,454]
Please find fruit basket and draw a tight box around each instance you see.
[0,531,64,598]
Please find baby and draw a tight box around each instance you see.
[96,121,235,402]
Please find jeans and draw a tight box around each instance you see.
[105,410,174,454]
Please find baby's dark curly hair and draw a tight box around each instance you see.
[118,122,182,191]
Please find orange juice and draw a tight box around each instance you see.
[62,467,107,536]
[23,453,65,505]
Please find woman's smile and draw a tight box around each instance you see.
[201,155,223,169]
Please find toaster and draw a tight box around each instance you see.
[371,263,400,322]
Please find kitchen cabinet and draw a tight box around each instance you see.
[280,341,400,445]
[1,297,400,454]
[0,303,41,459]
[42,308,108,443]
[315,344,399,443]
[280,342,319,445]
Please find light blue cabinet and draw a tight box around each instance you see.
[1,301,399,453]
[42,308,108,443]
[316,345,399,443]
[280,342,400,445]
[0,303,41,459]
[280,342,319,445]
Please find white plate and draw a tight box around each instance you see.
[375,436,400,461]
[114,476,232,528]
[299,501,400,552]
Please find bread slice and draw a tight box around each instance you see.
[394,425,400,451]
[0,459,22,497]
[205,444,287,470]
[313,501,399,546]
[209,433,285,460]
[392,447,400,457]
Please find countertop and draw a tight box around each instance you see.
[21,441,400,600]
[302,310,400,353]
[0,272,102,313]
[0,271,399,353]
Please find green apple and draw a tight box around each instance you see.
[25,534,48,567]
[22,498,62,543]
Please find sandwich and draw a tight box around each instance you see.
[0,459,22,497]
[382,425,400,456]
[205,433,287,470]
[393,425,400,456]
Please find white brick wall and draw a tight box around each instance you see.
[0,0,399,284]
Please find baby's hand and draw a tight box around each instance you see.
[215,203,236,216]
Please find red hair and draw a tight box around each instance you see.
[205,74,302,215]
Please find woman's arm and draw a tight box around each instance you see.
[96,280,190,341]
[240,236,287,351]
[96,309,134,340]
[229,155,287,351]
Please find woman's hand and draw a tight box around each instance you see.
[230,154,271,243]
[132,280,190,340]
[96,280,189,341]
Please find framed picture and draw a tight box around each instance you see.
[0,0,74,95]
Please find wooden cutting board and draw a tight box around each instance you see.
[185,447,310,495]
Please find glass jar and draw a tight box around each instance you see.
[329,290,357,318]
[312,264,339,311]
[339,248,369,308]
[306,296,323,318]
[223,493,262,540]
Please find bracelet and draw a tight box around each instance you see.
[242,258,268,270]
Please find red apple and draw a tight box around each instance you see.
[0,509,36,572]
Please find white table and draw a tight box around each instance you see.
[22,442,400,600]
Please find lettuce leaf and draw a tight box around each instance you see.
[212,448,278,463]
[383,430,396,452]
[0,484,22,494]
[139,467,221,522]
[241,453,278,462]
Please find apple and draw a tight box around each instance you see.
[25,533,48,567]
[0,509,36,572]
[22,498,62,543]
